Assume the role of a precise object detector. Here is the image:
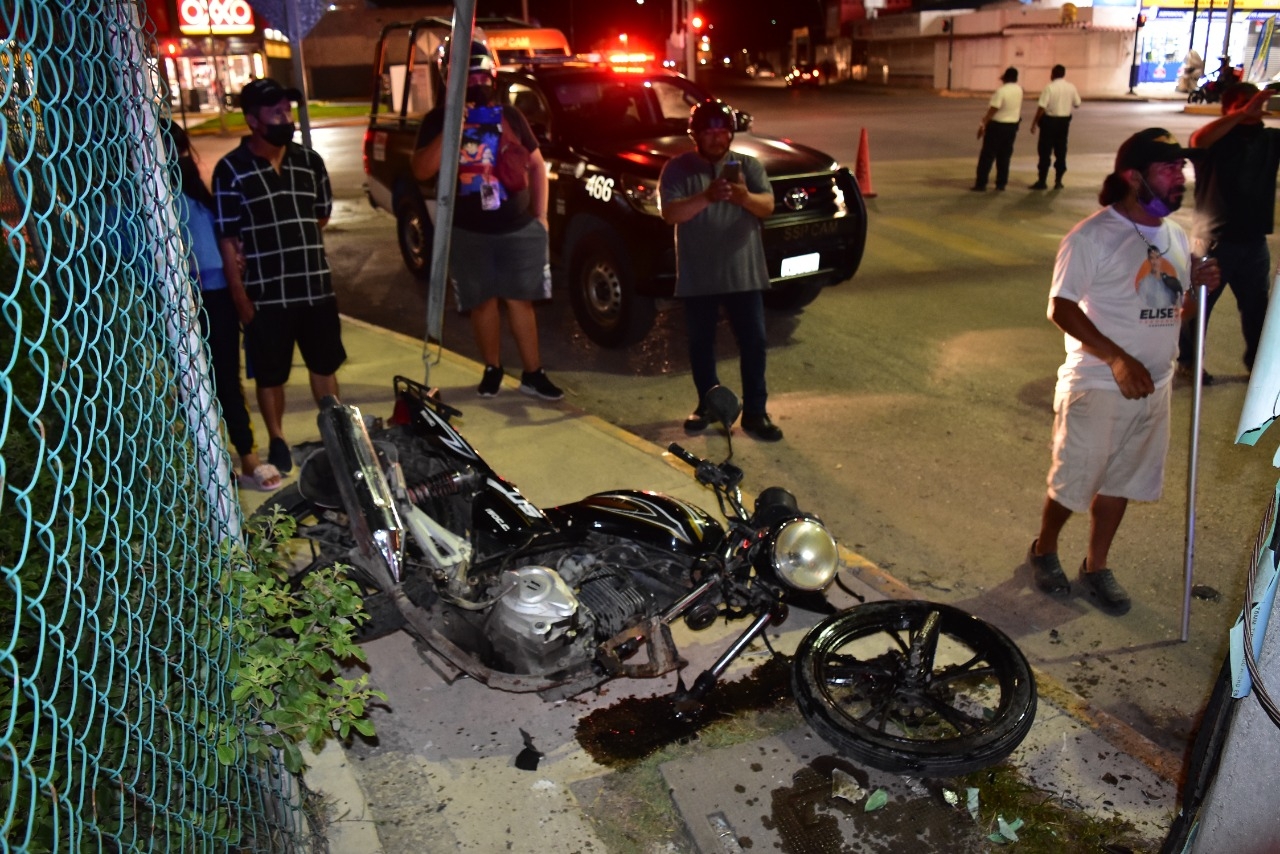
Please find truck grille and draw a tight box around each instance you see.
[771,173,838,216]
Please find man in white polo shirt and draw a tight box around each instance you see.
[1030,65,1082,190]
[971,67,1023,191]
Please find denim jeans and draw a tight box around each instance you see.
[683,290,768,416]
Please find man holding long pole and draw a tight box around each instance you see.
[1023,129,1220,615]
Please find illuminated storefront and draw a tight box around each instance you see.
[1133,0,1280,84]
[146,0,293,113]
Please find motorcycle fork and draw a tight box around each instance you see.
[905,608,943,686]
[683,600,788,703]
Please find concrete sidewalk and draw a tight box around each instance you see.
[239,317,1182,852]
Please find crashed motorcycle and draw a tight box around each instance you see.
[258,376,1036,776]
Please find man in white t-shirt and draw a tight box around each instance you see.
[971,67,1023,191]
[1023,128,1220,614]
[1030,64,1082,190]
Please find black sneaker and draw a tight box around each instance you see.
[1080,563,1131,615]
[267,436,294,475]
[478,365,504,397]
[1026,539,1069,596]
[684,405,709,433]
[741,412,783,442]
[520,369,564,401]
[1028,181,1049,190]
[1054,180,1065,190]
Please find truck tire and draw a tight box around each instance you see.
[568,230,656,348]
[763,282,824,312]
[396,193,433,282]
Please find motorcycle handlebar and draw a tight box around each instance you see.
[667,443,702,469]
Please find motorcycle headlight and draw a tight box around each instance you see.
[767,517,839,591]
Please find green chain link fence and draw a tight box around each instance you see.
[2,2,304,850]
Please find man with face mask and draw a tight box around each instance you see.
[659,99,781,441]
[212,77,344,476]
[411,39,561,401]
[1021,128,1220,615]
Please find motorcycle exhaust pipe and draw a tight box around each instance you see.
[316,396,405,585]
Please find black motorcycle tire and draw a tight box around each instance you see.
[253,483,407,641]
[791,600,1037,776]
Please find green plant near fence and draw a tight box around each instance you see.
[2,3,377,852]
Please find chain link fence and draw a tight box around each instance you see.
[2,2,302,850]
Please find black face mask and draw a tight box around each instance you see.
[466,83,494,105]
[261,121,295,147]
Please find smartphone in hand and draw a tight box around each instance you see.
[721,160,742,182]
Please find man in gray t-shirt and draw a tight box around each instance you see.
[659,99,781,441]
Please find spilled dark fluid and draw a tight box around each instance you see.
[576,654,795,768]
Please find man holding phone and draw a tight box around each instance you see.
[659,99,782,441]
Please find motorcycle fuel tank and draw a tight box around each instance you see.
[548,490,725,555]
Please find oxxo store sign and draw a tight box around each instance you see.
[178,0,256,36]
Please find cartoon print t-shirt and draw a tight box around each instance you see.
[1049,206,1191,392]
[416,102,540,234]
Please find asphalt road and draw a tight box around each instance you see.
[193,83,1277,759]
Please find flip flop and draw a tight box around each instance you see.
[268,437,294,474]
[240,463,283,492]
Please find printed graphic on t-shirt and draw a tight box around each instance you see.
[1133,248,1183,324]
[459,105,505,203]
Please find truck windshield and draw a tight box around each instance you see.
[550,75,706,139]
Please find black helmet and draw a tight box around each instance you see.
[437,38,496,80]
[688,99,736,135]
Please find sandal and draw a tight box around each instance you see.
[240,463,282,492]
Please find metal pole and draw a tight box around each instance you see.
[1222,0,1236,69]
[424,0,477,374]
[1129,8,1143,94]
[285,0,313,149]
[1182,282,1210,642]
[947,18,954,91]
[685,0,697,82]
[1189,0,1200,56]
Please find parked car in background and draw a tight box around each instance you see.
[362,21,867,347]
[746,60,776,79]
[785,64,822,88]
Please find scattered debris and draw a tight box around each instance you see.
[966,787,980,822]
[829,767,865,804]
[943,788,959,808]
[1191,585,1222,602]
[864,789,889,812]
[988,815,1024,844]
[1048,629,1062,645]
[515,728,543,771]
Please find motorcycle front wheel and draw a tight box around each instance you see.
[792,600,1036,776]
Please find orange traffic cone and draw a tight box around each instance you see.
[855,127,877,199]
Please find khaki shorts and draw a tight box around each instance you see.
[1046,384,1172,513]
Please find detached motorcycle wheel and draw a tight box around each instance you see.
[254,483,407,641]
[792,600,1036,776]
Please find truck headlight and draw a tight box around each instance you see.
[620,173,660,217]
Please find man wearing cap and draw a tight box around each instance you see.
[971,67,1023,192]
[1175,82,1280,383]
[1029,65,1082,191]
[1022,129,1220,614]
[212,77,344,476]
[659,99,783,442]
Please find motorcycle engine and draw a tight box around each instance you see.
[486,566,583,672]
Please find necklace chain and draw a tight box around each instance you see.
[1130,218,1166,256]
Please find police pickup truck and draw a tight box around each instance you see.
[362,23,867,347]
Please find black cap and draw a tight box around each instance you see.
[1114,128,1199,172]
[239,78,301,114]
[1001,67,1018,83]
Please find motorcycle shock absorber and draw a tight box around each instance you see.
[406,467,479,504]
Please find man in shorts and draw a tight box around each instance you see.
[213,77,345,474]
[411,39,561,401]
[1023,128,1220,614]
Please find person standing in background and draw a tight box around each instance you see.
[1176,82,1280,384]
[972,67,1023,192]
[659,100,783,442]
[167,120,281,491]
[213,77,346,475]
[1029,65,1081,190]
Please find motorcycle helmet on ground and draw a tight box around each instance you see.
[688,99,737,137]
